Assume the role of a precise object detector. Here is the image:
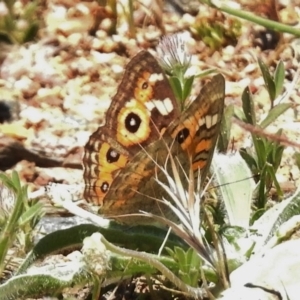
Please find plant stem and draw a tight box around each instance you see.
[101,235,206,298]
[213,3,300,37]
[127,0,136,38]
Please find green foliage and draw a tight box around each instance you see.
[218,104,234,152]
[258,59,285,108]
[169,75,195,110]
[237,60,292,208]
[0,0,40,44]
[293,152,300,170]
[252,188,300,251]
[193,16,241,50]
[166,247,202,287]
[0,171,43,276]
[4,184,300,299]
[209,1,300,37]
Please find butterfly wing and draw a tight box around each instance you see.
[105,50,179,151]
[100,75,225,223]
[84,127,130,205]
[83,51,179,206]
[97,134,180,221]
[168,74,225,184]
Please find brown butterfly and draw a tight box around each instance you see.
[83,51,225,223]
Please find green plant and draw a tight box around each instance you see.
[204,0,300,37]
[116,0,136,38]
[237,59,291,208]
[0,0,40,44]
[156,34,194,110]
[258,60,285,109]
[0,171,43,277]
[193,14,241,50]
[166,247,203,287]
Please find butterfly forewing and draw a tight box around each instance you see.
[105,51,180,152]
[83,51,179,207]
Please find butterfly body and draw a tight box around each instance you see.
[83,51,225,224]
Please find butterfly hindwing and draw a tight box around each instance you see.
[168,74,225,183]
[83,127,130,206]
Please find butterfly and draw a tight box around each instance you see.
[83,50,225,224]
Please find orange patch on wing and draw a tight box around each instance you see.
[192,160,207,171]
[134,71,154,103]
[195,138,212,154]
[112,200,127,208]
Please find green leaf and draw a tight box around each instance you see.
[293,152,300,169]
[172,248,201,287]
[260,103,292,129]
[250,208,266,225]
[218,104,234,152]
[252,136,267,169]
[17,223,187,274]
[252,187,300,250]
[233,106,246,122]
[22,23,39,43]
[258,58,276,102]
[257,170,267,208]
[274,61,285,98]
[241,87,256,125]
[165,247,175,257]
[0,271,93,299]
[194,69,216,78]
[212,152,255,228]
[169,76,183,104]
[174,246,187,271]
[266,164,283,198]
[0,172,27,275]
[11,170,22,191]
[0,172,17,192]
[182,75,194,104]
[239,148,258,173]
[19,202,44,226]
[271,137,284,172]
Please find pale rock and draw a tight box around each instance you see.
[222,239,300,300]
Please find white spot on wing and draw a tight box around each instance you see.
[198,117,205,127]
[205,115,212,129]
[149,73,164,82]
[145,98,174,115]
[205,114,219,129]
[212,113,219,126]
